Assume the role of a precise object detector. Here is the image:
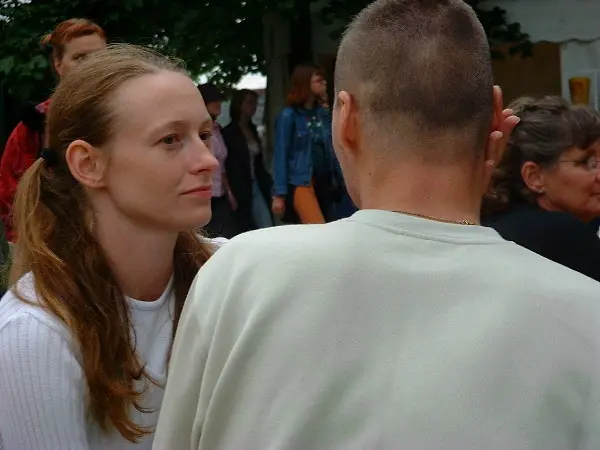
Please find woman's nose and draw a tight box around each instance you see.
[190,138,219,174]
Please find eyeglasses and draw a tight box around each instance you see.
[558,155,599,171]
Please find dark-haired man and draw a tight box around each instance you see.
[155,1,600,448]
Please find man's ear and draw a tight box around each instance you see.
[335,90,360,156]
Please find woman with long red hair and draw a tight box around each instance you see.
[0,44,225,449]
[272,63,343,223]
[0,18,106,241]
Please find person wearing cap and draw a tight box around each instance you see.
[198,83,241,238]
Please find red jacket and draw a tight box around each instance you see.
[0,100,50,241]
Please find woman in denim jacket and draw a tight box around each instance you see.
[272,63,343,224]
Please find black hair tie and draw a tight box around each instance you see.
[40,148,58,167]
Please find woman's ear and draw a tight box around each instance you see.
[53,56,64,78]
[521,161,545,194]
[65,140,107,189]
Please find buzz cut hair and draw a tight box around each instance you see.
[335,0,494,160]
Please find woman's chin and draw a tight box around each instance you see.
[170,210,213,233]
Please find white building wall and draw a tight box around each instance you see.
[485,0,600,102]
[485,0,600,43]
[310,0,600,104]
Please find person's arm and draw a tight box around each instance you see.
[222,126,242,202]
[221,173,237,211]
[0,122,41,242]
[0,314,89,449]
[272,109,294,197]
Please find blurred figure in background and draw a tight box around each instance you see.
[223,89,274,231]
[272,63,343,224]
[0,18,106,242]
[199,83,242,238]
[483,96,600,281]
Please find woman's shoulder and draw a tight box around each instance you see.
[209,237,229,248]
[486,206,600,258]
[278,106,297,119]
[202,236,228,253]
[0,273,35,321]
[0,273,71,343]
[487,205,589,232]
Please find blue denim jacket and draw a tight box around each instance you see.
[272,106,336,196]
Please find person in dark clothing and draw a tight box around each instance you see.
[199,83,242,239]
[222,89,273,231]
[483,96,600,281]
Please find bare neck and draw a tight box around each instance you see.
[358,163,483,225]
[93,204,178,301]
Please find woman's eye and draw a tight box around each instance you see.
[161,134,180,145]
[200,132,212,142]
[575,157,592,167]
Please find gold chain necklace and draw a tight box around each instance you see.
[391,210,476,226]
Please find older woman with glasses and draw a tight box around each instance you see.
[483,96,600,281]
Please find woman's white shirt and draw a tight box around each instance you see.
[0,237,227,450]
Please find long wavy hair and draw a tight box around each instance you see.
[9,44,213,442]
[230,88,258,124]
[483,96,600,216]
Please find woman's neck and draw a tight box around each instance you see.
[93,205,177,301]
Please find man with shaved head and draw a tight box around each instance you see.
[155,1,600,448]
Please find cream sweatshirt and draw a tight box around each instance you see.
[155,210,600,450]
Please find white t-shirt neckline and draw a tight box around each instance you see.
[348,209,505,244]
[126,276,174,311]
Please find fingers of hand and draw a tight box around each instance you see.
[493,86,504,129]
[497,115,520,151]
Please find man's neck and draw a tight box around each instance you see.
[358,165,483,225]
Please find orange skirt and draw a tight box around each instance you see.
[293,181,325,224]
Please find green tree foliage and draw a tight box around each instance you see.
[0,0,276,99]
[0,0,530,101]
[320,0,532,59]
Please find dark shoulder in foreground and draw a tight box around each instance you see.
[484,205,590,234]
[484,205,600,282]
